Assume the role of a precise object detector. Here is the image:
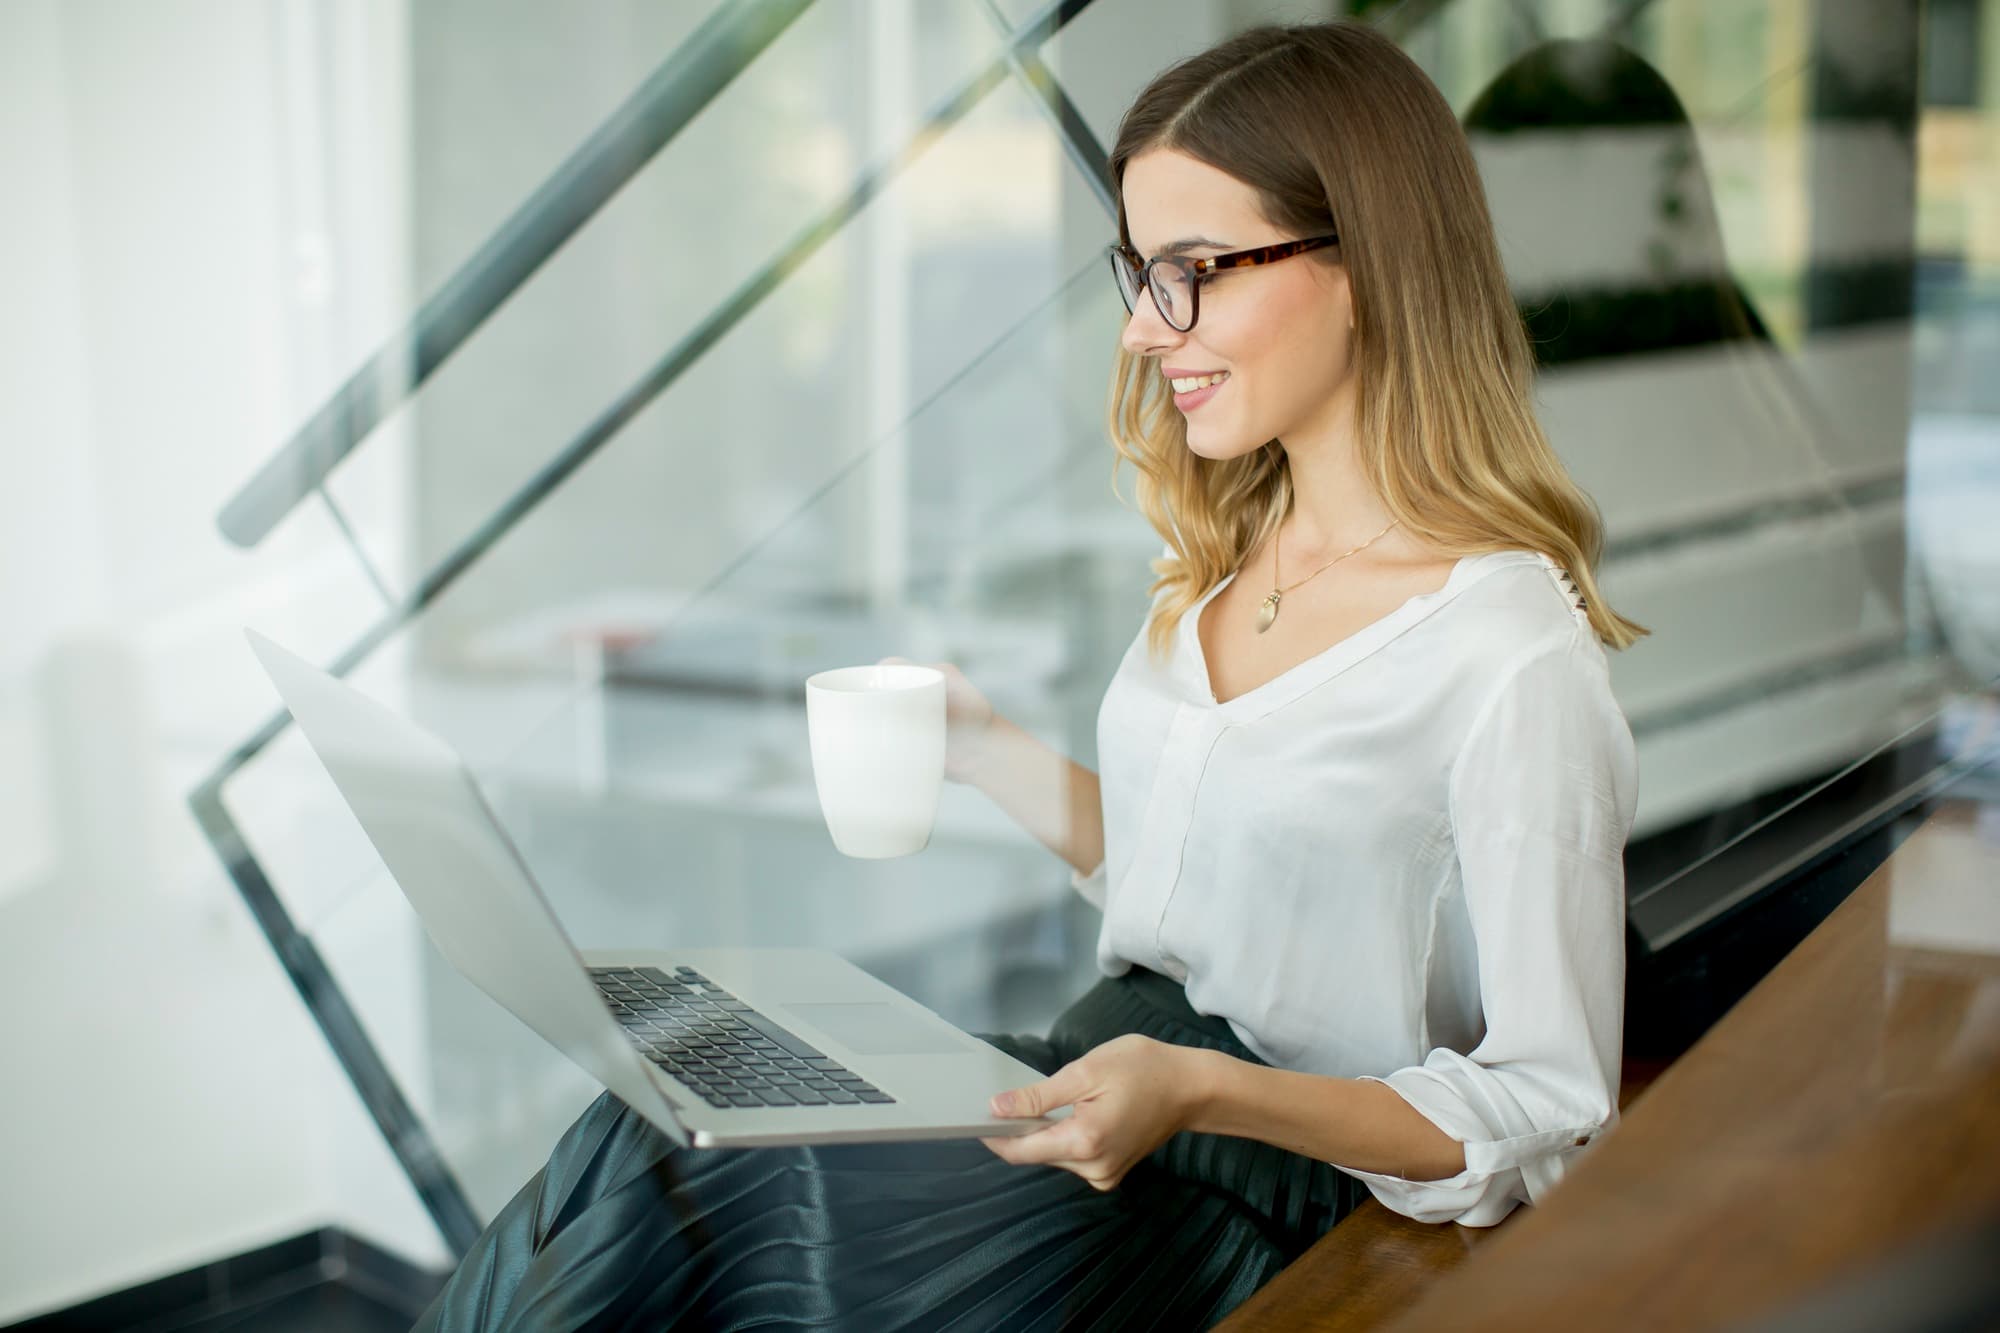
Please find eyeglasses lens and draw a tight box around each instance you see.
[1110,249,1141,314]
[1109,250,1194,331]
[1151,266,1191,330]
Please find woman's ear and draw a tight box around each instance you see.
[1325,262,1355,331]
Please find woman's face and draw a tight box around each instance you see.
[1118,148,1354,462]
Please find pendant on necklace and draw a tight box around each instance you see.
[1256,590,1281,634]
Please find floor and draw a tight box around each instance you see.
[5,1229,444,1333]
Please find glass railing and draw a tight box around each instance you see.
[190,0,1999,1258]
[199,0,1147,1247]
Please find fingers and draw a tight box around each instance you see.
[991,1061,1091,1118]
[980,1131,1122,1190]
[982,1123,1108,1167]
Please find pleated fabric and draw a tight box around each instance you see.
[411,967,1366,1331]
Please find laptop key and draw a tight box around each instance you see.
[856,1090,895,1104]
[822,1089,860,1104]
[733,1010,832,1061]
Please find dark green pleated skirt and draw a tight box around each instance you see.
[411,966,1365,1331]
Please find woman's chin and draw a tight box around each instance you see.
[1183,429,1259,463]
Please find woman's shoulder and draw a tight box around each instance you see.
[1440,548,1603,669]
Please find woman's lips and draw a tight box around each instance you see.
[1172,376,1226,412]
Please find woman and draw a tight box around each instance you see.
[414,19,1645,1331]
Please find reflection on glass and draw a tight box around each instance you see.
[1460,33,1909,837]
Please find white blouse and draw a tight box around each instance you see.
[1070,547,1640,1227]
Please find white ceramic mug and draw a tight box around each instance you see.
[804,663,946,858]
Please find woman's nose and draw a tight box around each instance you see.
[1118,288,1183,356]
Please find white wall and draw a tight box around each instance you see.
[0,1,447,1320]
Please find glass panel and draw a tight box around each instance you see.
[169,494,396,791]
[283,61,1139,1206]
[176,0,1997,1251]
[310,865,607,1221]
[399,2,730,290]
[324,0,1005,596]
[1044,0,1350,147]
[1367,0,1983,887]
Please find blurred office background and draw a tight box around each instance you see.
[1,0,1995,1326]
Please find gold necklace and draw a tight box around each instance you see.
[1255,518,1399,634]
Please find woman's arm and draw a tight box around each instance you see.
[982,1034,1466,1188]
[964,714,1105,880]
[1182,1051,1469,1181]
[1322,630,1634,1223]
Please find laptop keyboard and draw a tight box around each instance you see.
[591,965,896,1110]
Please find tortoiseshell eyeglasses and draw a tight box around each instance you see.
[1107,233,1341,333]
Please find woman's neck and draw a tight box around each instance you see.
[1274,431,1397,562]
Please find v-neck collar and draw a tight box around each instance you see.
[1181,549,1539,721]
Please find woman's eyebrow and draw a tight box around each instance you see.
[1157,235,1232,255]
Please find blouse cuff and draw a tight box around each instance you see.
[1070,860,1107,910]
[1336,1072,1610,1227]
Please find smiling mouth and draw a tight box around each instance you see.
[1166,370,1230,392]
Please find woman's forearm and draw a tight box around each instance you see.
[1183,1049,1468,1182]
[965,715,1105,878]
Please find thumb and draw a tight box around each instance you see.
[991,1062,1088,1117]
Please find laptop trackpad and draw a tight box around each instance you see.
[782,1002,966,1056]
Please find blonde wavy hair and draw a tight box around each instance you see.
[1106,21,1649,661]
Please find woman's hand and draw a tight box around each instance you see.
[876,657,997,786]
[979,1035,1206,1191]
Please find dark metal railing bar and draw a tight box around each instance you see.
[975,0,1116,214]
[187,778,487,1252]
[319,485,398,608]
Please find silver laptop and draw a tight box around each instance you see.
[245,628,1063,1149]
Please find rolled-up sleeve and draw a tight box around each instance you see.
[1338,628,1640,1227]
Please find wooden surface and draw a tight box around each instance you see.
[1217,1199,1502,1332]
[1218,1060,1667,1332]
[1222,798,2000,1331]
